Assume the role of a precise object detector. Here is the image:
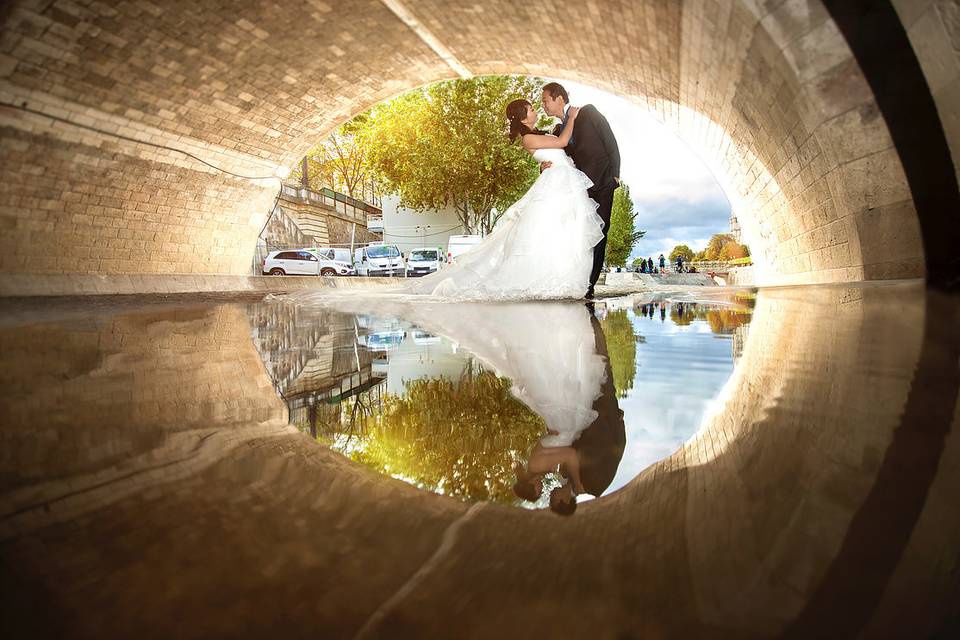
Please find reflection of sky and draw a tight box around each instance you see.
[606,309,738,495]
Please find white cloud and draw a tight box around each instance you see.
[545,79,733,257]
[558,80,731,207]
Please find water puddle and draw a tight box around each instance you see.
[250,291,755,511]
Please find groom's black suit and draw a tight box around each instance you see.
[553,105,621,295]
[573,310,627,496]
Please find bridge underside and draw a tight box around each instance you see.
[0,0,958,289]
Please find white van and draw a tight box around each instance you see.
[353,243,405,277]
[446,235,482,264]
[405,247,443,277]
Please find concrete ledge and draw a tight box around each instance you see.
[602,272,718,287]
[0,274,407,298]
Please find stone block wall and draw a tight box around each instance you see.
[0,116,278,274]
[0,0,955,287]
[895,0,960,187]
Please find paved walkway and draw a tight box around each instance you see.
[1,271,731,298]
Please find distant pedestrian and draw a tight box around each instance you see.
[659,254,666,272]
[647,257,654,273]
[675,255,684,273]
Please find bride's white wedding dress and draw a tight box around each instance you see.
[406,147,604,301]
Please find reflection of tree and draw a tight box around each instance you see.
[347,368,546,504]
[670,303,695,326]
[706,309,752,334]
[600,310,640,398]
[667,302,752,333]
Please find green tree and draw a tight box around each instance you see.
[605,183,646,267]
[600,310,640,398]
[669,244,694,263]
[363,76,548,234]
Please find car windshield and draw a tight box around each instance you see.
[410,250,438,261]
[367,246,400,258]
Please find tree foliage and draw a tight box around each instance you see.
[669,244,694,263]
[347,368,546,504]
[606,183,646,267]
[693,233,750,262]
[363,76,549,234]
[667,302,753,332]
[291,115,377,200]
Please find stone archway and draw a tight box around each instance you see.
[1,1,958,290]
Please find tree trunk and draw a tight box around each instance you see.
[454,201,473,235]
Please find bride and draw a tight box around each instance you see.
[404,99,605,301]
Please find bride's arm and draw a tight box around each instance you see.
[522,107,579,150]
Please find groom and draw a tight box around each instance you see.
[541,82,621,299]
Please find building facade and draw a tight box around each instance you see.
[380,194,467,256]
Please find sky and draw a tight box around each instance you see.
[551,79,732,261]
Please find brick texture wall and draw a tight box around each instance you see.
[0,0,952,284]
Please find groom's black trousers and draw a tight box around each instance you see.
[588,183,616,290]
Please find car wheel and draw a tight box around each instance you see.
[269,268,285,276]
[320,268,336,277]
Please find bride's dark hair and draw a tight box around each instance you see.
[506,99,545,142]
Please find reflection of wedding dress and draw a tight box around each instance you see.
[289,296,607,441]
[406,148,604,301]
[419,303,606,441]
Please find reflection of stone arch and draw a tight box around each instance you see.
[1,2,957,287]
[3,285,957,637]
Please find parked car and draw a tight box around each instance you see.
[405,247,443,277]
[262,249,355,276]
[354,243,405,277]
[411,329,441,345]
[309,247,353,264]
[357,330,406,351]
[306,247,355,275]
[446,235,482,264]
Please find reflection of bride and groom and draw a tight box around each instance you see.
[511,307,626,515]
[295,297,628,516]
[427,303,625,516]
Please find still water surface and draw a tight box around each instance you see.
[252,292,754,508]
[2,282,957,638]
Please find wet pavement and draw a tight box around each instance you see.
[1,281,958,638]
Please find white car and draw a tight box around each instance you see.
[405,248,443,277]
[309,247,353,264]
[356,330,406,351]
[354,244,405,277]
[262,249,355,276]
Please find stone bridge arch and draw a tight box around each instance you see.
[1,0,957,289]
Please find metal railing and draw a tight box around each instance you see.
[279,183,382,227]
